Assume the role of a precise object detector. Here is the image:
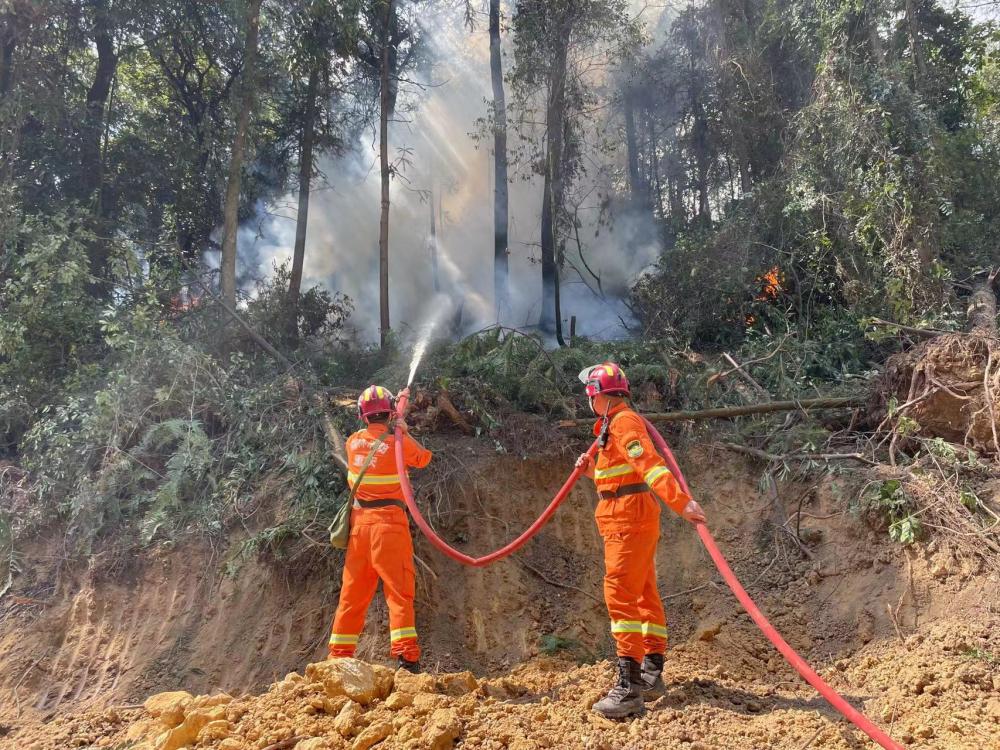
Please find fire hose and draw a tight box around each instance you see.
[391,392,906,749]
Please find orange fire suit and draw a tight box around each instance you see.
[591,402,690,662]
[329,422,431,662]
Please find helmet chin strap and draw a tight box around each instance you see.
[596,398,612,448]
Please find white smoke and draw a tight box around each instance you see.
[237,1,669,344]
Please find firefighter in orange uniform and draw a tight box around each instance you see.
[575,363,707,718]
[328,385,431,672]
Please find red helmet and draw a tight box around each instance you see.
[578,362,630,397]
[357,385,395,420]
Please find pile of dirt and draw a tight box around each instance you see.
[8,606,998,750]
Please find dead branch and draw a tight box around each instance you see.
[436,390,474,434]
[716,443,877,465]
[867,318,949,339]
[721,352,772,402]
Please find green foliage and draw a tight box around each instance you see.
[862,479,923,545]
[15,311,347,556]
[0,209,102,445]
[243,263,354,349]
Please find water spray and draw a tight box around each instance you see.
[406,302,450,387]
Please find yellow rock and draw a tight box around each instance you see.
[351,719,392,750]
[385,692,413,710]
[143,691,193,729]
[411,694,448,715]
[439,672,478,696]
[124,719,157,742]
[188,693,233,710]
[305,658,394,705]
[196,720,231,743]
[297,740,335,750]
[333,700,364,738]
[393,670,438,694]
[218,740,243,750]
[695,620,723,642]
[425,708,462,750]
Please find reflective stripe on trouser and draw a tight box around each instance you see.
[329,521,420,661]
[602,529,668,661]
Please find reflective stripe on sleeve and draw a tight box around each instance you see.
[643,465,671,485]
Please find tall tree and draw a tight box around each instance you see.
[377,0,394,348]
[287,66,318,335]
[220,0,264,308]
[355,0,422,347]
[511,0,639,342]
[489,0,509,320]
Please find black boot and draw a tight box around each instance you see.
[640,653,666,699]
[397,656,421,674]
[592,657,644,719]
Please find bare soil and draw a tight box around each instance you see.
[1,440,997,749]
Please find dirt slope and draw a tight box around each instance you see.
[1,441,998,749]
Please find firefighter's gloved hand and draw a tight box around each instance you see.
[396,420,410,435]
[575,453,594,470]
[681,499,707,524]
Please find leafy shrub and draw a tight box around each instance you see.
[861,479,923,545]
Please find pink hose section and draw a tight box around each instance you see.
[641,415,905,750]
[390,392,905,748]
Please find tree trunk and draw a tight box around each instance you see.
[0,26,14,98]
[429,177,439,293]
[540,31,568,345]
[904,0,927,85]
[623,85,647,208]
[378,0,395,348]
[489,0,509,321]
[78,0,118,296]
[286,65,318,342]
[220,0,263,309]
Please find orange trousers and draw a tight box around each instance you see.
[329,518,419,662]
[602,529,668,662]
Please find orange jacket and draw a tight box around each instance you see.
[346,422,432,524]
[591,403,690,534]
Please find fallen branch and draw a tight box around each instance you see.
[717,443,877,465]
[867,318,950,339]
[721,352,772,402]
[558,397,863,428]
[193,280,295,369]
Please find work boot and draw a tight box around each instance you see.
[640,653,666,700]
[592,657,644,719]
[397,656,421,674]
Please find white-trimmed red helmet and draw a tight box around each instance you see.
[578,362,630,397]
[357,385,395,420]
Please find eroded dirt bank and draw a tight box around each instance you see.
[1,444,997,749]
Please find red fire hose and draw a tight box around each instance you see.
[639,417,906,750]
[391,393,905,749]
